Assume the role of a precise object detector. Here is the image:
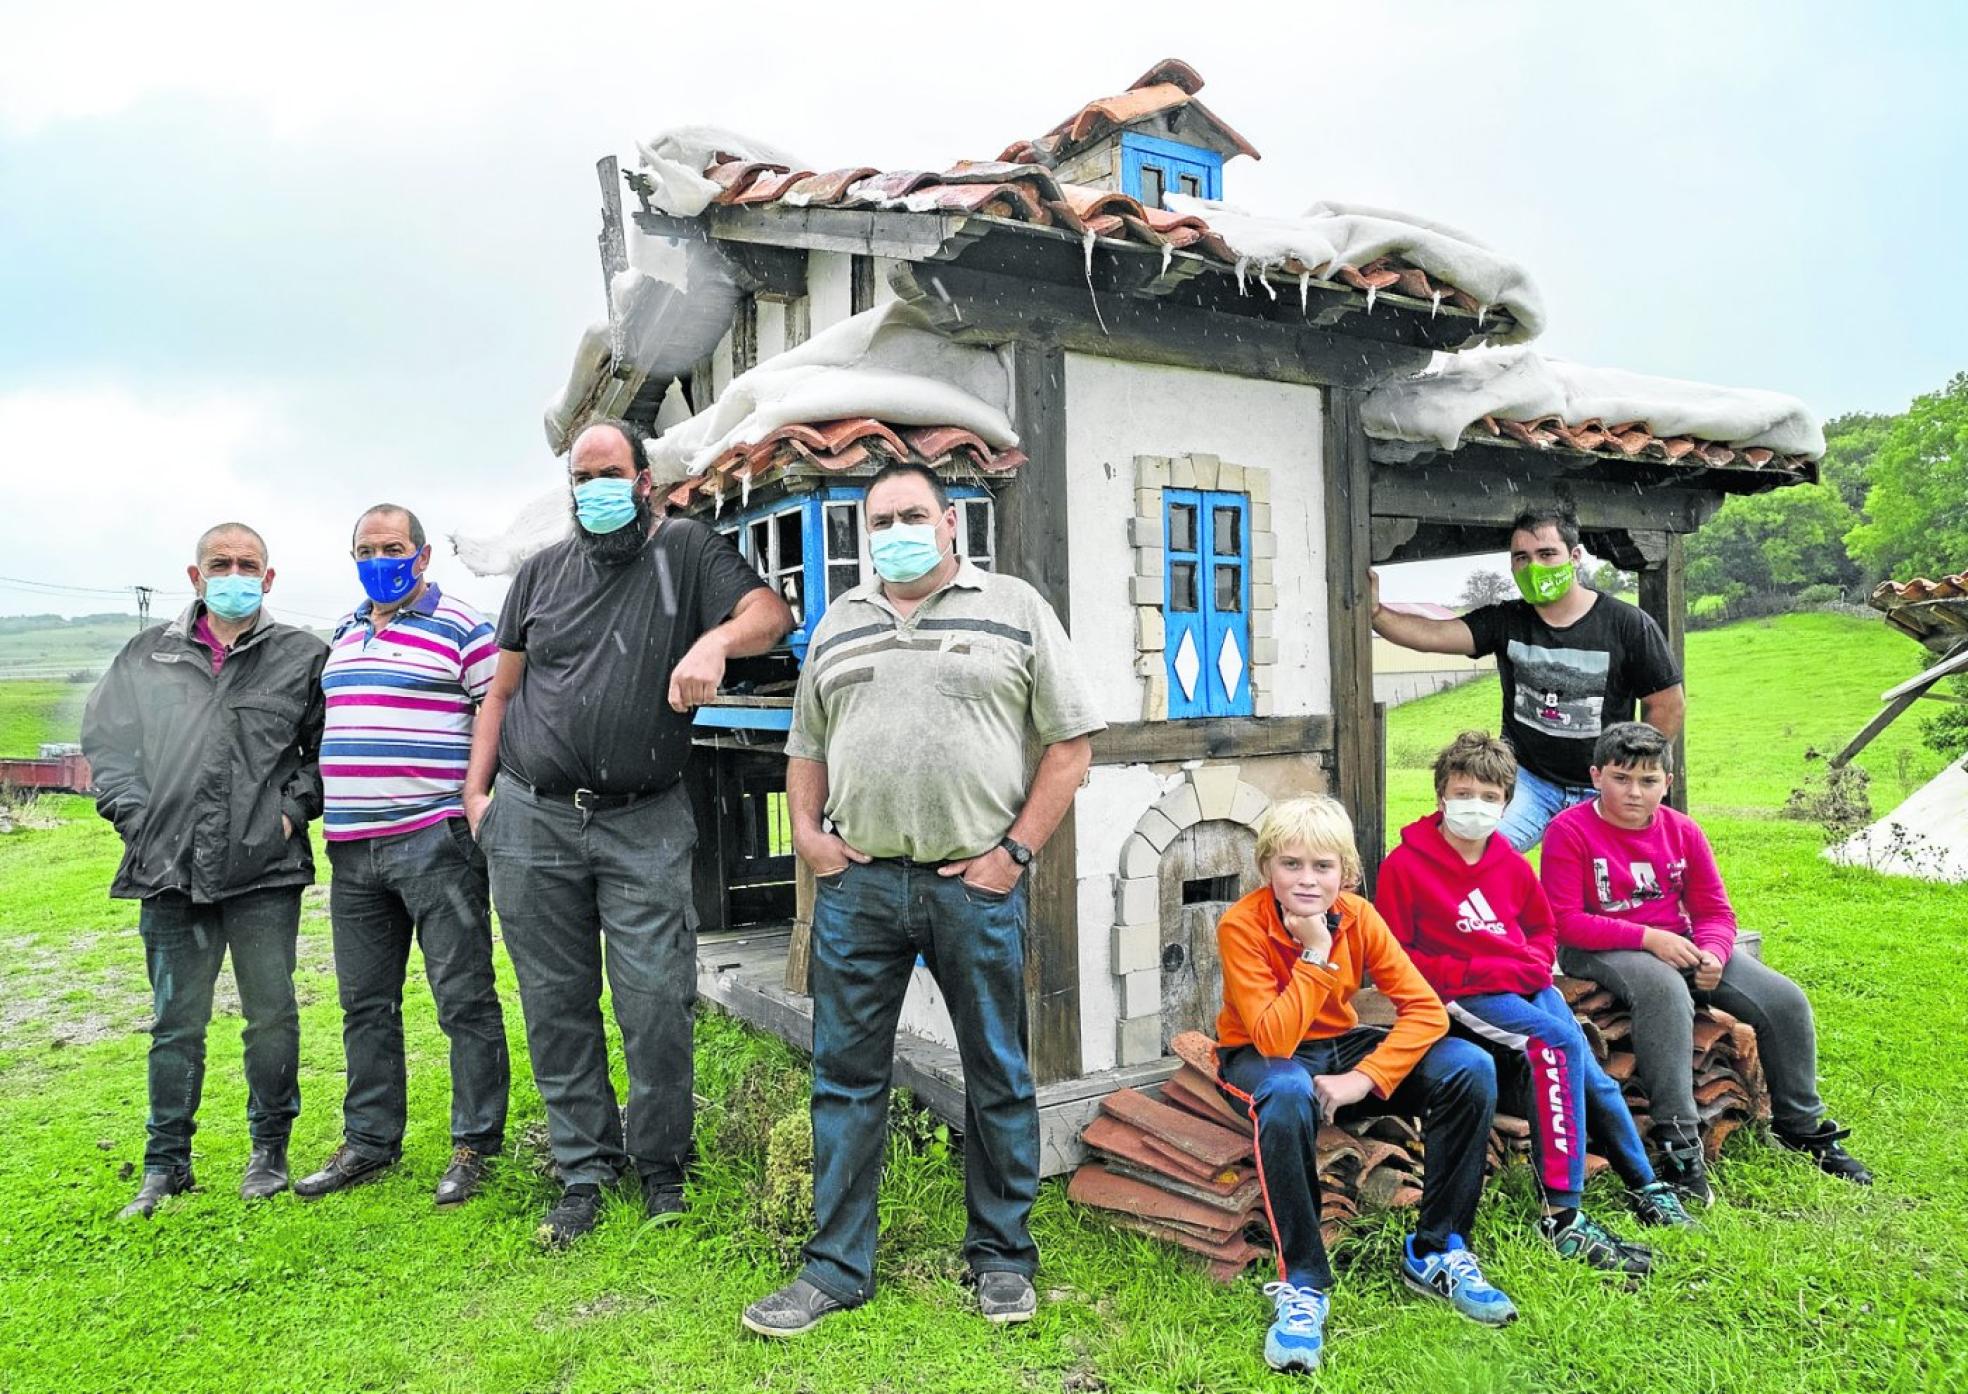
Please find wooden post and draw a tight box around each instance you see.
[1324,388,1385,888]
[1638,533,1689,811]
[596,157,628,364]
[1001,342,1081,1085]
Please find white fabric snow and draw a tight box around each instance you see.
[645,302,1015,482]
[1827,759,1968,882]
[1361,346,1826,458]
[450,488,571,579]
[634,126,810,217]
[1164,194,1546,343]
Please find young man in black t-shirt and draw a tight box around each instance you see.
[461,420,792,1248]
[1370,507,1685,850]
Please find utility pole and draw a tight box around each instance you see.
[133,586,153,633]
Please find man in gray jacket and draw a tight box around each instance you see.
[83,522,328,1219]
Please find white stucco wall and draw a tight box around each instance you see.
[808,252,854,335]
[757,299,787,362]
[1061,354,1330,725]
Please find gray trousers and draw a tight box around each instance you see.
[1558,943,1826,1143]
[481,778,697,1189]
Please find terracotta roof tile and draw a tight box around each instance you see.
[1461,413,1813,475]
[666,417,1025,514]
[1868,572,1968,652]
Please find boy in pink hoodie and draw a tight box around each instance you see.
[1380,732,1690,1272]
[1543,722,1873,1203]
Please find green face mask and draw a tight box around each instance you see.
[1516,558,1575,605]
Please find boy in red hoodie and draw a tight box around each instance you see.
[1379,732,1690,1275]
[1542,722,1873,1203]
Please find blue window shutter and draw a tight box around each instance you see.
[1200,491,1253,717]
[1120,132,1224,207]
[1163,488,1207,719]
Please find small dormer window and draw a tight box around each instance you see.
[1120,132,1222,209]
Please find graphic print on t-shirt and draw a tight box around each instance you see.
[1591,857,1685,912]
[1506,640,1610,741]
[1454,888,1507,935]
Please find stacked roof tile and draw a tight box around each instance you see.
[1461,415,1815,475]
[1070,993,1770,1279]
[997,57,1261,167]
[1870,573,1968,652]
[662,417,1025,513]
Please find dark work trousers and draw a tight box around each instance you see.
[137,886,304,1173]
[325,817,508,1160]
[1219,1028,1497,1291]
[481,779,697,1189]
[1559,944,1828,1144]
[800,858,1038,1306]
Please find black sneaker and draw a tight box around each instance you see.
[1653,1139,1715,1208]
[976,1272,1038,1324]
[536,1186,603,1249]
[642,1176,686,1220]
[741,1278,850,1338]
[1775,1119,1874,1185]
[1630,1180,1699,1229]
[294,1144,394,1199]
[1538,1211,1652,1276]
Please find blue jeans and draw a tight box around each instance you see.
[1498,765,1596,851]
[326,818,509,1160]
[1219,1029,1497,1292]
[801,858,1037,1305]
[137,887,303,1172]
[1445,986,1655,1206]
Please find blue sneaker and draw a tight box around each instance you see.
[1261,1282,1329,1373]
[1399,1234,1518,1325]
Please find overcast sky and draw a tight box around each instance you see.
[3,0,1964,623]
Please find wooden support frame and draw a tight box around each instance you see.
[1001,342,1081,1085]
[1091,716,1335,766]
[1637,533,1690,812]
[1324,388,1385,885]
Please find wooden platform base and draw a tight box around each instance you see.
[695,925,1177,1177]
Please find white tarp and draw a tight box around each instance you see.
[1361,346,1826,457]
[634,126,810,217]
[1827,759,1968,882]
[1165,194,1546,343]
[645,302,1015,482]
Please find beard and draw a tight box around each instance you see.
[569,486,655,566]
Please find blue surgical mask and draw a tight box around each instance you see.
[356,555,421,606]
[573,476,640,534]
[870,523,945,583]
[202,574,264,621]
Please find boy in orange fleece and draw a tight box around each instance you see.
[1215,796,1514,1375]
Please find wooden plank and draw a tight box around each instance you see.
[1637,534,1689,811]
[1091,715,1334,765]
[1371,463,1721,535]
[596,157,628,364]
[1325,388,1384,887]
[1832,689,1927,768]
[698,205,979,261]
[890,262,1429,391]
[999,340,1080,1085]
[782,858,815,994]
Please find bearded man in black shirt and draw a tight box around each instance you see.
[1370,506,1685,851]
[462,420,792,1247]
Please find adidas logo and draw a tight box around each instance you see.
[1454,889,1506,936]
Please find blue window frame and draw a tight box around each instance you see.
[1164,489,1251,719]
[1120,132,1222,210]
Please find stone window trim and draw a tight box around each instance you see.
[1128,453,1278,722]
[1108,762,1273,1066]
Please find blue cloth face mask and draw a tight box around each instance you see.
[869,522,945,583]
[573,477,640,534]
[202,574,264,621]
[355,555,421,605]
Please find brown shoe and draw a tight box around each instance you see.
[294,1144,394,1198]
[434,1147,491,1208]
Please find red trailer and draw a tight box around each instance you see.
[0,752,93,793]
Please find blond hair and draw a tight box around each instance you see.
[1432,730,1518,800]
[1253,796,1362,888]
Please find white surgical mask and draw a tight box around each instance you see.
[1441,798,1503,842]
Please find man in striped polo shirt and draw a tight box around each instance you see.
[296,503,510,1207]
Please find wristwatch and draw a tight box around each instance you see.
[1299,947,1337,971]
[999,835,1034,867]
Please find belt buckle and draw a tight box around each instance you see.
[574,788,597,811]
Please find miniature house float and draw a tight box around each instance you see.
[465,59,1824,1172]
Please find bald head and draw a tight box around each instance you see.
[569,418,646,483]
[195,522,268,568]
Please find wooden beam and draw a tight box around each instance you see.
[714,241,808,302]
[1091,715,1336,765]
[889,262,1430,392]
[1637,534,1689,812]
[1002,341,1079,1085]
[596,157,629,363]
[637,205,982,262]
[1371,462,1721,535]
[1325,388,1385,887]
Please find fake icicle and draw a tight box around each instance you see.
[1257,267,1277,300]
[1365,284,1378,315]
[1430,290,1443,318]
[1081,227,1109,336]
[1234,257,1249,296]
[1299,271,1310,315]
[740,470,753,507]
[713,482,725,519]
[1161,243,1174,275]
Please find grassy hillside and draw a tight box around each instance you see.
[0,681,92,755]
[0,614,142,681]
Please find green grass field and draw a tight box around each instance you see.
[0,613,1962,1393]
[0,680,92,756]
[0,614,141,682]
